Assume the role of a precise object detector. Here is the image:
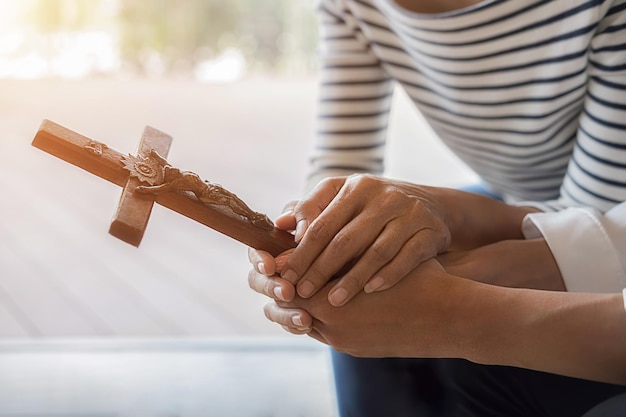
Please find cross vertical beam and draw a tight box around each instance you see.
[109,127,172,246]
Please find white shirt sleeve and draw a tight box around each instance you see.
[521,202,626,293]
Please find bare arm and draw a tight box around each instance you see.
[416,184,537,250]
[459,282,626,385]
[438,238,565,291]
[251,250,626,385]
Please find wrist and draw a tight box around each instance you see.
[441,188,534,249]
[523,238,565,290]
[447,277,536,366]
[399,270,480,359]
[433,276,498,360]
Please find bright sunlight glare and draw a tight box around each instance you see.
[0,1,20,26]
[0,0,121,79]
[0,1,317,81]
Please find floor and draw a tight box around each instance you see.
[0,338,335,417]
[0,76,476,416]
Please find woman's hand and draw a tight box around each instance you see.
[279,174,452,307]
[276,175,536,307]
[249,238,564,341]
[265,259,464,358]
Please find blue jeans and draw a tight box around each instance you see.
[331,353,625,417]
[583,393,626,416]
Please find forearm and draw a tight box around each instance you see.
[441,188,538,249]
[456,281,626,385]
[396,183,536,249]
[439,238,565,291]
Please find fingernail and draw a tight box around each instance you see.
[258,262,267,275]
[292,314,304,327]
[329,288,348,306]
[273,286,286,301]
[298,280,315,298]
[295,220,308,242]
[364,276,385,293]
[282,269,298,284]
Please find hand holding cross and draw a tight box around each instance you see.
[31,120,296,257]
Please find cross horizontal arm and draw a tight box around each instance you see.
[32,120,296,257]
[33,119,130,187]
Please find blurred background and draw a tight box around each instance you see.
[0,0,318,80]
[0,1,476,416]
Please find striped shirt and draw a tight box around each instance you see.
[312,0,626,213]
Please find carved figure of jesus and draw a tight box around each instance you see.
[134,150,274,231]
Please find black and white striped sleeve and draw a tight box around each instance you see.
[533,0,626,213]
[308,0,395,188]
[522,0,626,293]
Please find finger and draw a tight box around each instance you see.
[321,214,414,306]
[295,183,421,301]
[282,178,362,293]
[274,200,299,231]
[248,269,296,302]
[296,214,381,300]
[329,213,425,301]
[281,325,311,335]
[292,177,347,242]
[263,247,295,277]
[365,227,446,293]
[305,328,328,345]
[247,248,276,276]
[275,249,295,276]
[263,302,313,331]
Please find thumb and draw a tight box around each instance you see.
[274,200,299,232]
[292,177,347,242]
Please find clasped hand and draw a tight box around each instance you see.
[259,174,452,307]
[247,174,563,345]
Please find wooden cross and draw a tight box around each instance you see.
[31,120,296,257]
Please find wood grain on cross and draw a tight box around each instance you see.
[31,120,296,256]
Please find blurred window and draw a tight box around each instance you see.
[0,0,318,80]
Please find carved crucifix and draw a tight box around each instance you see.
[31,120,296,257]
